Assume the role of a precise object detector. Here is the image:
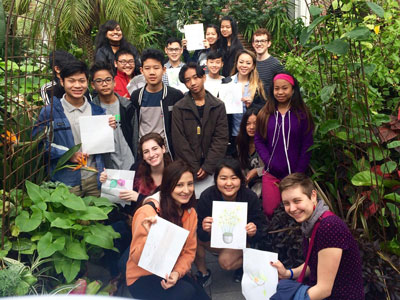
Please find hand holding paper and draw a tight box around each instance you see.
[184,24,205,51]
[79,115,115,154]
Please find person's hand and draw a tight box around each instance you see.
[142,216,157,233]
[197,168,207,180]
[270,260,290,279]
[202,217,213,233]
[241,97,253,108]
[246,169,258,183]
[182,39,187,49]
[119,190,139,202]
[69,152,88,163]
[203,39,210,49]
[109,116,116,129]
[161,271,179,289]
[99,168,108,183]
[245,222,257,237]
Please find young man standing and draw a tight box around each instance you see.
[114,49,136,98]
[91,61,136,169]
[204,50,224,97]
[130,49,184,158]
[252,28,283,94]
[172,62,228,180]
[162,37,185,86]
[35,61,112,197]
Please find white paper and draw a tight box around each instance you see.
[100,169,135,207]
[218,83,244,114]
[79,115,115,154]
[166,68,189,93]
[184,24,205,51]
[194,175,214,199]
[211,201,247,249]
[242,248,278,300]
[138,216,189,278]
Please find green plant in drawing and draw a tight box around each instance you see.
[218,206,242,244]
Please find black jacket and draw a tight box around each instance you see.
[196,185,264,244]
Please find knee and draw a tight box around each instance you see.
[218,255,235,270]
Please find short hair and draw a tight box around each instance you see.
[214,158,246,186]
[279,173,315,199]
[207,50,223,60]
[141,48,165,66]
[166,37,182,47]
[252,28,272,42]
[49,50,77,77]
[115,48,135,62]
[60,60,89,80]
[179,62,205,83]
[89,61,115,81]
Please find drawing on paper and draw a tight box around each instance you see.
[218,205,242,244]
[109,178,126,189]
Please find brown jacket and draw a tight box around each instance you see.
[172,91,228,175]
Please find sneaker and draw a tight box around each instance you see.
[196,269,212,288]
[233,267,243,283]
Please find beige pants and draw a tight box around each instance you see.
[69,174,100,198]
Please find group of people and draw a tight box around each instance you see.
[35,17,364,300]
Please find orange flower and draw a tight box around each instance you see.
[67,153,97,173]
[0,130,18,147]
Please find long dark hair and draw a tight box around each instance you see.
[160,160,196,226]
[205,24,221,51]
[256,70,314,139]
[220,16,242,54]
[214,158,246,187]
[136,133,172,194]
[236,107,260,169]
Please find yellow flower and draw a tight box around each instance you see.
[374,25,380,35]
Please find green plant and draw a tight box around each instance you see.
[4,181,120,283]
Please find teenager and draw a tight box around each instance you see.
[220,16,243,77]
[130,49,184,158]
[126,160,210,300]
[236,107,264,198]
[95,20,139,74]
[222,49,266,157]
[252,28,283,94]
[271,173,364,300]
[163,37,185,86]
[172,62,228,179]
[34,61,114,197]
[204,50,224,97]
[195,159,264,286]
[255,71,314,217]
[114,49,136,98]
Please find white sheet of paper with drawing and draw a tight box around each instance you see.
[139,216,189,278]
[184,23,205,51]
[211,201,247,249]
[166,68,188,93]
[194,175,214,199]
[100,169,135,207]
[218,83,243,114]
[79,115,115,154]
[242,248,278,299]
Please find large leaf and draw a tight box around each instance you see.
[351,170,382,186]
[37,232,65,258]
[89,196,114,207]
[384,192,400,203]
[76,206,108,221]
[51,143,81,177]
[344,27,371,40]
[320,84,336,103]
[15,207,42,232]
[324,39,349,55]
[319,119,341,135]
[387,141,400,148]
[25,181,45,204]
[59,257,81,283]
[367,2,384,18]
[381,161,397,174]
[309,5,322,18]
[51,217,75,229]
[62,241,88,260]
[61,193,87,211]
[366,146,389,161]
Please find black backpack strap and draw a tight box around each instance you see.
[144,201,159,216]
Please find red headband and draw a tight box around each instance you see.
[273,74,295,86]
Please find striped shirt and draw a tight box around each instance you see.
[256,56,283,95]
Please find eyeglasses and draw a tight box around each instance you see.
[117,59,135,65]
[254,39,269,44]
[93,77,113,84]
[167,47,181,53]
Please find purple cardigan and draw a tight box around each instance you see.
[254,110,313,179]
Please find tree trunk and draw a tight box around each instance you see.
[77,30,95,63]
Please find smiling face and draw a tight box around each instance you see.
[141,139,166,168]
[252,34,271,56]
[216,167,241,201]
[206,27,218,45]
[165,42,183,64]
[246,114,257,137]
[273,79,294,104]
[91,69,114,96]
[206,58,223,76]
[220,20,232,38]
[60,72,88,103]
[140,58,165,87]
[282,186,318,223]
[115,53,135,76]
[106,25,123,43]
[236,53,255,77]
[183,67,205,95]
[171,171,194,207]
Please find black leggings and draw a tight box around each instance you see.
[128,274,210,300]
